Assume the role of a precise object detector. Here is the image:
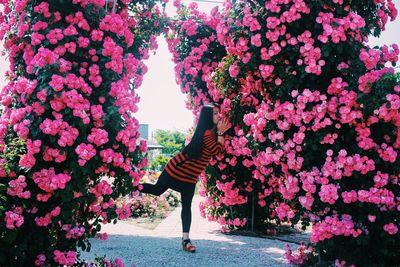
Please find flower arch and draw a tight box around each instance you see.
[0,0,169,265]
[0,0,399,266]
[168,0,400,265]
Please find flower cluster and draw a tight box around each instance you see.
[0,0,167,265]
[169,0,399,265]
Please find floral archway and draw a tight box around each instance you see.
[0,0,399,266]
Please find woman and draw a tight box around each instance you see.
[139,105,230,253]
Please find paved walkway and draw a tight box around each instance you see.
[80,196,294,267]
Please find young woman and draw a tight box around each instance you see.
[139,105,230,253]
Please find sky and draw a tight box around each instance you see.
[134,0,222,136]
[0,0,398,137]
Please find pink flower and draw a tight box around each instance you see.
[49,74,65,91]
[259,64,274,80]
[116,203,131,219]
[32,168,71,193]
[319,184,339,204]
[299,195,314,210]
[62,224,85,239]
[100,14,127,36]
[75,143,96,166]
[78,36,90,48]
[88,128,109,146]
[32,47,59,68]
[341,191,358,204]
[139,139,147,152]
[63,25,78,36]
[310,215,362,243]
[7,175,31,199]
[285,242,310,265]
[89,180,113,197]
[359,48,381,70]
[5,210,24,229]
[275,202,295,221]
[33,2,51,17]
[250,34,262,47]
[228,64,240,78]
[46,28,64,45]
[35,254,46,266]
[43,147,67,163]
[53,250,76,266]
[373,171,389,188]
[96,232,109,240]
[368,215,376,222]
[383,223,398,235]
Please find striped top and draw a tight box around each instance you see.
[164,129,224,184]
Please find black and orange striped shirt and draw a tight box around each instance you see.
[164,129,224,184]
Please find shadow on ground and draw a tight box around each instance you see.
[79,234,291,267]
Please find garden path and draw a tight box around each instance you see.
[80,195,295,267]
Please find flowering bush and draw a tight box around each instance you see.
[168,1,249,233]
[170,0,400,265]
[285,242,315,266]
[75,255,125,267]
[0,0,168,265]
[167,1,227,114]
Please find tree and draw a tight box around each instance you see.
[153,129,186,156]
[147,154,170,171]
[170,0,399,265]
[0,0,168,265]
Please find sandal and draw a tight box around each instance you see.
[182,238,196,253]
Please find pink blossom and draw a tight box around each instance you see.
[275,202,295,221]
[75,143,96,166]
[228,64,240,78]
[383,223,398,235]
[35,254,46,266]
[7,175,31,199]
[32,168,71,193]
[259,64,274,80]
[53,250,76,266]
[250,34,262,47]
[32,47,59,68]
[88,128,109,146]
[5,210,24,229]
[319,184,339,204]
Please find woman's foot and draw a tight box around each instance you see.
[182,238,196,253]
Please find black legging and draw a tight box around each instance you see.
[140,170,196,233]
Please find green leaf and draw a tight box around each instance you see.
[3,230,17,245]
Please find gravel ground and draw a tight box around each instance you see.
[80,196,294,267]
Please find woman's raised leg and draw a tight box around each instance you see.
[140,171,170,196]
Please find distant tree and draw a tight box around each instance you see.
[147,154,170,171]
[153,130,186,156]
[145,130,186,171]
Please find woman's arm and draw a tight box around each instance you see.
[217,135,224,145]
[216,118,230,145]
[215,118,230,152]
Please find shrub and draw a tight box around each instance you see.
[0,0,168,265]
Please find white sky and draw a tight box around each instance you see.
[0,0,398,137]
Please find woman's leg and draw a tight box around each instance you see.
[140,171,170,196]
[163,176,196,251]
[180,185,195,236]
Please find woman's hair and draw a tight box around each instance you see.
[182,105,215,159]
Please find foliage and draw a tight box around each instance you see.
[169,0,400,265]
[153,129,186,156]
[147,154,170,171]
[0,0,168,265]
